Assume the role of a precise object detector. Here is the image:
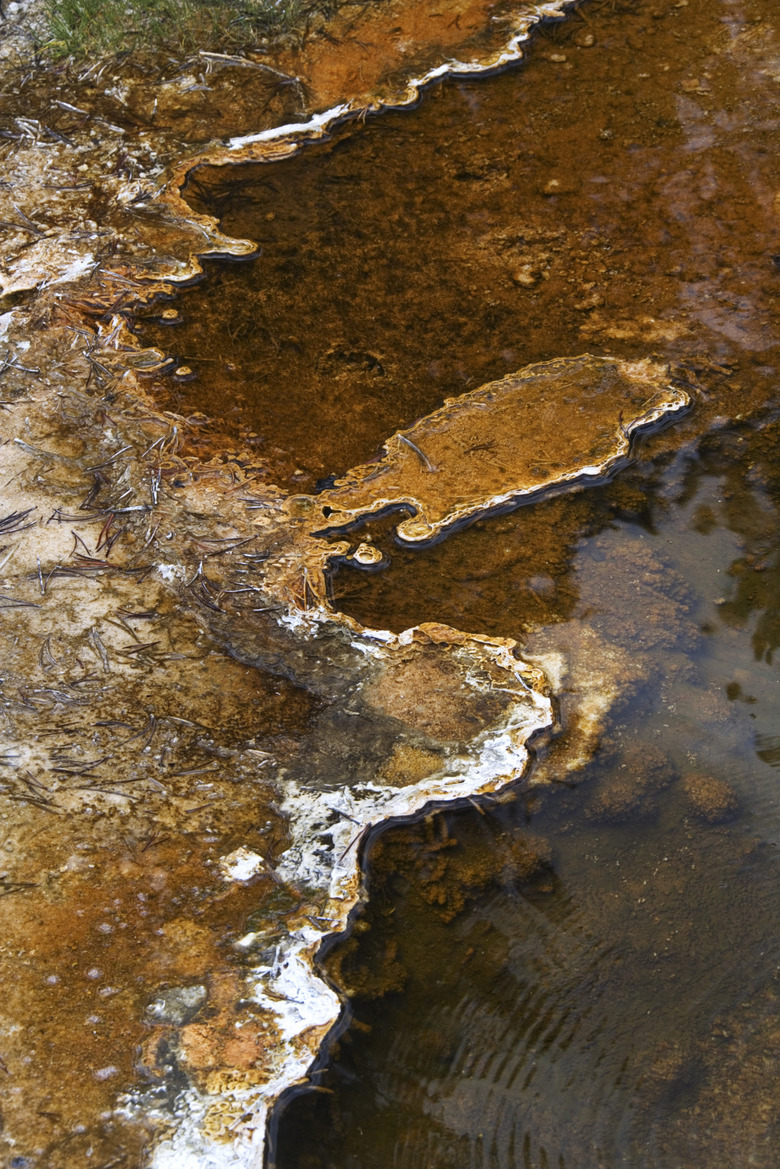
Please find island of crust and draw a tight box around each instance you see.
[316,355,689,543]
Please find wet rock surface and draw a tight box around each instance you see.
[1,0,780,1163]
[0,304,688,1163]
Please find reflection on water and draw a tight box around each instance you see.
[686,422,780,668]
[274,780,780,1168]
[136,0,780,1161]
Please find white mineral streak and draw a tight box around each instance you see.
[149,1116,266,1169]
[0,310,18,340]
[275,638,551,895]
[225,2,576,157]
[149,628,552,1169]
[219,847,267,882]
[228,103,353,150]
[39,249,95,288]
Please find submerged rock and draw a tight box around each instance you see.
[586,743,677,824]
[683,774,739,823]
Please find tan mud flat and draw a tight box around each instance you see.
[316,355,689,544]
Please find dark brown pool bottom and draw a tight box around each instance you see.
[136,0,780,1164]
[141,0,779,498]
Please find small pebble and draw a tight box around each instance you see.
[511,265,539,287]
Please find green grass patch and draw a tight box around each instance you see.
[44,0,334,60]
